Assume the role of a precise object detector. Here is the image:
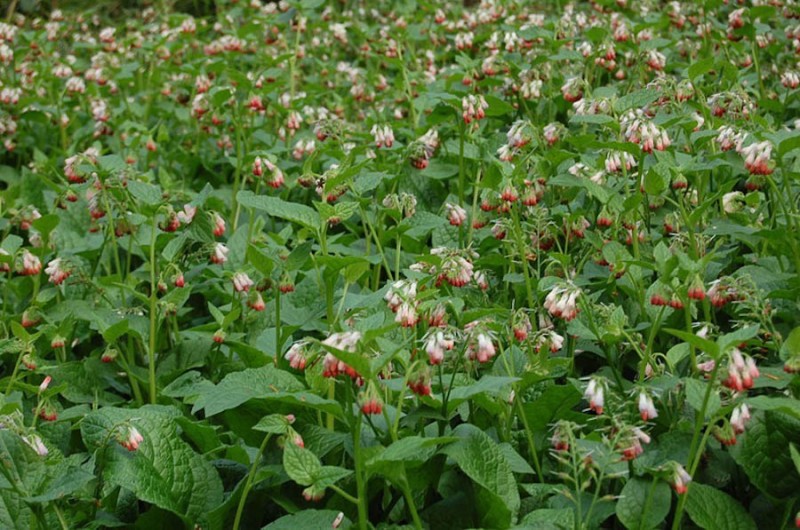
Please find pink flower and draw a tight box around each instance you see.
[465,331,496,363]
[210,243,229,264]
[39,376,52,393]
[446,203,467,227]
[284,343,307,370]
[730,404,751,434]
[212,213,226,237]
[45,258,70,285]
[119,426,143,451]
[638,390,658,421]
[671,464,692,494]
[425,331,454,365]
[584,378,605,415]
[232,272,254,293]
[176,204,196,224]
[544,284,580,321]
[395,302,419,327]
[19,250,41,276]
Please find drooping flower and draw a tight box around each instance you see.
[424,331,454,365]
[118,426,144,451]
[670,464,692,494]
[445,203,467,227]
[638,390,658,421]
[544,284,581,321]
[19,250,41,276]
[583,377,605,415]
[45,258,71,285]
[210,243,229,264]
[232,272,254,293]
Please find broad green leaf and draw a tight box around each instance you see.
[684,378,721,420]
[779,326,800,361]
[262,510,350,530]
[729,410,800,499]
[283,442,351,490]
[80,405,223,525]
[614,90,659,113]
[685,483,756,530]
[688,58,715,81]
[237,191,320,231]
[519,507,574,529]
[127,180,163,206]
[664,329,719,357]
[282,442,321,485]
[191,365,304,416]
[744,396,800,420]
[443,424,520,528]
[616,477,671,530]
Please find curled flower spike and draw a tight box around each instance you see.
[424,331,455,365]
[544,283,581,321]
[445,203,467,227]
[741,141,773,175]
[45,258,71,285]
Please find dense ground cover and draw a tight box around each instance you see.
[0,0,800,528]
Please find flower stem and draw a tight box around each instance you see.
[147,219,159,404]
[232,434,272,530]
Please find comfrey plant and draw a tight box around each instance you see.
[0,1,798,529]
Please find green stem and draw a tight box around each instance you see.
[232,434,272,530]
[671,360,722,530]
[147,219,159,404]
[400,477,423,530]
[353,414,368,530]
[330,484,359,505]
[274,285,282,365]
[515,396,543,480]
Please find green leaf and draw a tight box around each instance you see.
[716,325,759,353]
[729,410,800,499]
[614,90,659,113]
[128,180,163,206]
[443,424,520,528]
[685,483,756,530]
[484,95,514,116]
[688,58,715,81]
[237,191,320,231]
[191,365,304,416]
[616,478,671,530]
[684,378,720,420]
[80,405,223,524]
[31,215,59,242]
[282,443,351,490]
[253,414,292,435]
[779,326,800,361]
[262,510,350,530]
[643,167,667,195]
[789,444,800,476]
[519,508,574,529]
[282,442,321,485]
[664,329,719,357]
